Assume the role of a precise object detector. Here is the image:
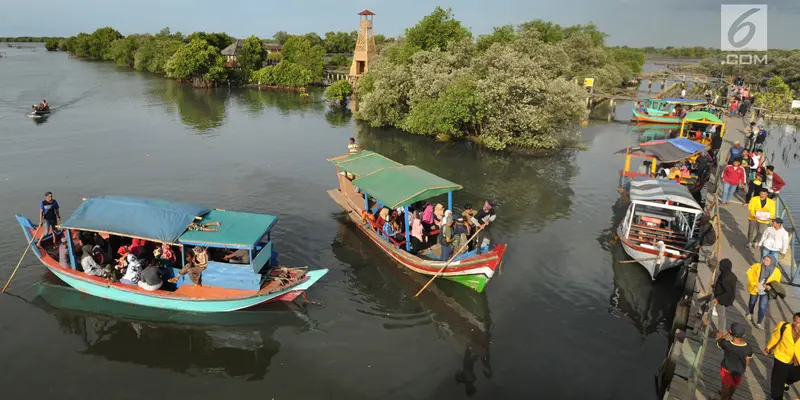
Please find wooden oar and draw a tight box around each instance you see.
[2,226,42,293]
[415,226,485,297]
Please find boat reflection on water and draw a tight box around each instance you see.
[331,218,492,396]
[600,198,682,336]
[30,273,316,381]
[629,124,677,144]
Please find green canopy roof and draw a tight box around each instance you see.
[328,151,401,178]
[683,111,723,124]
[352,166,463,209]
[178,210,277,248]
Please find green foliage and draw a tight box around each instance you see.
[476,25,516,52]
[282,36,325,81]
[328,54,350,68]
[273,31,290,45]
[323,31,358,54]
[134,35,183,74]
[165,38,227,83]
[0,37,62,42]
[108,36,140,67]
[239,35,266,72]
[250,62,314,87]
[303,33,324,48]
[754,76,795,112]
[405,7,472,52]
[44,38,59,51]
[356,10,636,151]
[68,27,122,59]
[324,80,353,105]
[185,31,232,51]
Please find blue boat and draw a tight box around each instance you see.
[15,196,328,313]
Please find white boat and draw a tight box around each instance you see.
[616,178,704,279]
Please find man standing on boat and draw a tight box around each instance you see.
[471,200,497,255]
[37,191,60,247]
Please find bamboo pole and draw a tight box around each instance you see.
[2,226,42,293]
[415,226,485,297]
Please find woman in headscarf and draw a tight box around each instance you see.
[746,254,781,329]
[433,203,444,228]
[713,259,738,334]
[410,210,425,253]
[422,202,434,232]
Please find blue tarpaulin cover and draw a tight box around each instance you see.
[666,138,707,154]
[61,196,211,244]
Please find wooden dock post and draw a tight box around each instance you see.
[661,80,666,90]
[608,99,616,122]
[648,80,652,92]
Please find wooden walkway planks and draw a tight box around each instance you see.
[664,113,800,400]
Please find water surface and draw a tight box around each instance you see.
[0,45,681,399]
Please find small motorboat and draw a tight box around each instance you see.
[28,106,51,118]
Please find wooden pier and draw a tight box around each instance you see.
[659,115,800,399]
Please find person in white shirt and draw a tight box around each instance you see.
[757,218,789,261]
[680,88,687,98]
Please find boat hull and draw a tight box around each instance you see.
[15,214,327,313]
[327,189,505,293]
[631,109,681,125]
[616,224,685,280]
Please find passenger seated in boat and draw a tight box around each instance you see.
[452,216,469,254]
[41,99,48,109]
[668,164,682,181]
[382,215,401,242]
[116,246,143,284]
[138,262,163,291]
[169,247,208,286]
[31,105,38,112]
[187,221,221,232]
[433,203,444,228]
[81,245,110,277]
[462,203,477,232]
[158,243,177,266]
[223,249,249,264]
[58,235,70,268]
[377,207,389,229]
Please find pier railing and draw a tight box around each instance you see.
[774,192,800,284]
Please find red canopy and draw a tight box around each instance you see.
[358,9,375,15]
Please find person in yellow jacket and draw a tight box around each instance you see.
[747,188,776,247]
[746,254,780,329]
[765,312,800,400]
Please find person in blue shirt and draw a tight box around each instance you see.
[726,141,745,165]
[38,191,60,247]
[382,216,397,242]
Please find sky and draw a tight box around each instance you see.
[0,0,797,48]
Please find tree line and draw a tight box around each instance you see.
[48,27,395,88]
[353,7,646,151]
[0,36,63,42]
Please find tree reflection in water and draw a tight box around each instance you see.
[31,277,314,381]
[149,80,229,133]
[600,196,682,337]
[355,125,579,232]
[232,88,326,117]
[330,219,492,397]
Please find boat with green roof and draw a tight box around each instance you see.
[327,151,507,293]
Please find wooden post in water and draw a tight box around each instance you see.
[608,99,616,122]
[648,80,652,92]
[661,80,666,90]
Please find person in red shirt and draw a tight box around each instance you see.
[721,159,746,205]
[765,166,786,199]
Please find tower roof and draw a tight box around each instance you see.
[357,9,375,15]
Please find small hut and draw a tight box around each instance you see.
[221,40,243,67]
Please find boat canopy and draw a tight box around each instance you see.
[61,196,211,244]
[629,178,702,211]
[615,138,708,162]
[352,165,463,209]
[682,111,723,124]
[177,209,277,248]
[328,151,401,179]
[660,98,707,105]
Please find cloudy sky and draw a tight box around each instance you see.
[0,0,796,48]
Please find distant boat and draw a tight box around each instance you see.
[28,107,51,118]
[15,195,328,313]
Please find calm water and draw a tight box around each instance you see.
[0,45,682,399]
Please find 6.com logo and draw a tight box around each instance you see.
[720,4,767,65]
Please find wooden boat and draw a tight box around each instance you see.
[640,98,708,116]
[616,178,703,279]
[327,151,507,293]
[15,195,328,312]
[616,137,712,194]
[631,108,683,125]
[28,107,51,118]
[678,111,726,148]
